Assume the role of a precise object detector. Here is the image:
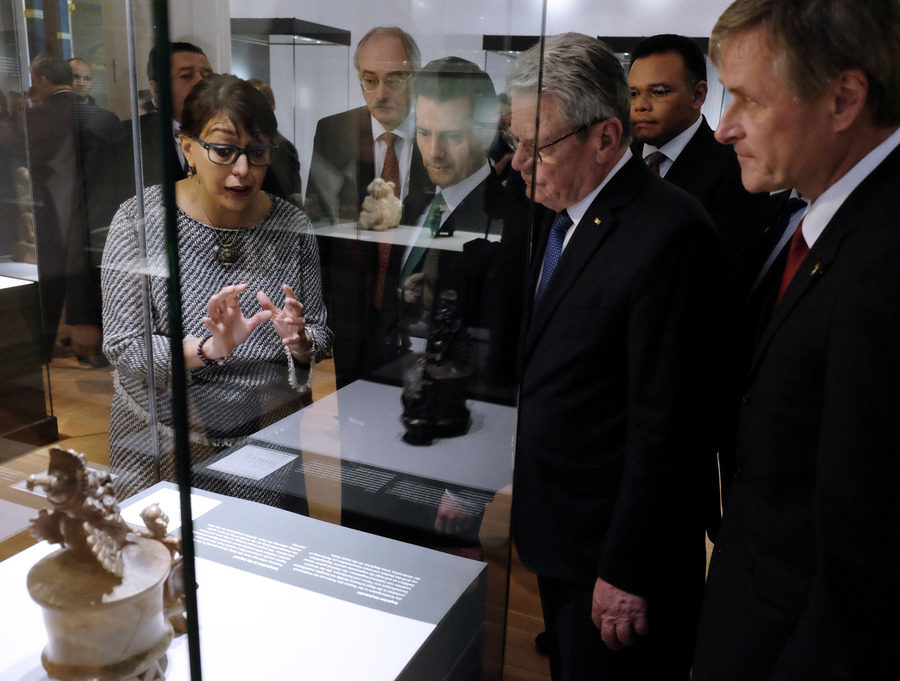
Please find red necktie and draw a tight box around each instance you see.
[373,133,399,309]
[775,219,808,307]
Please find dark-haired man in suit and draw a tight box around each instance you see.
[339,57,505,552]
[693,1,900,679]
[508,32,722,680]
[139,41,213,187]
[629,34,770,535]
[25,54,121,366]
[396,57,501,340]
[629,34,769,307]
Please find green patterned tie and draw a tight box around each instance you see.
[401,193,445,284]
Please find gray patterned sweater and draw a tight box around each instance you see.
[102,185,332,497]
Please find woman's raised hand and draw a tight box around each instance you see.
[257,284,313,362]
[201,284,273,358]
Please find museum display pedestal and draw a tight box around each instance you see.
[0,483,486,681]
[0,275,57,445]
[28,539,174,681]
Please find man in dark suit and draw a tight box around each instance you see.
[692,1,900,679]
[138,42,213,188]
[508,33,722,680]
[397,57,501,341]
[629,34,770,308]
[307,27,432,389]
[68,58,96,105]
[305,27,430,225]
[25,54,121,365]
[338,57,505,553]
[629,33,771,537]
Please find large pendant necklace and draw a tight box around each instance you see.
[210,229,239,265]
[192,183,248,267]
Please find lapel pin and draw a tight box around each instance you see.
[810,263,823,276]
[594,218,602,225]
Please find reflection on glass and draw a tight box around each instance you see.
[0,4,532,680]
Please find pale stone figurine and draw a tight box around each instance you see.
[359,177,402,231]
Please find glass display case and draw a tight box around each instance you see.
[0,0,540,679]
[0,1,738,679]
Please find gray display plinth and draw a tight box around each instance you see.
[0,482,486,681]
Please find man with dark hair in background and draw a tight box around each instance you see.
[693,1,900,679]
[397,57,501,342]
[339,56,505,558]
[138,41,213,187]
[68,57,95,105]
[629,34,769,309]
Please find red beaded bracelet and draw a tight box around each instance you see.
[197,335,232,367]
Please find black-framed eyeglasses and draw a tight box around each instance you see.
[501,120,602,162]
[359,73,412,93]
[190,137,278,167]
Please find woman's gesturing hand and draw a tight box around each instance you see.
[258,284,313,362]
[201,283,273,359]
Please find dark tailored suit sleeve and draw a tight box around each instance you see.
[716,190,795,503]
[305,106,374,224]
[513,154,723,602]
[693,146,900,681]
[664,117,771,305]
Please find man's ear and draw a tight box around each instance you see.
[593,117,624,162]
[831,69,868,133]
[692,80,708,110]
[149,80,158,101]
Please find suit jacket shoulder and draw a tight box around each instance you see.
[667,117,771,304]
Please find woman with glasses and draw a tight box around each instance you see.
[102,74,332,499]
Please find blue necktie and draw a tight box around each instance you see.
[536,210,573,301]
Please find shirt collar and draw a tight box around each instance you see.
[437,161,490,216]
[802,126,900,247]
[371,109,416,145]
[642,114,703,165]
[566,147,633,227]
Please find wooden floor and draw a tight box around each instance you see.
[5,332,552,681]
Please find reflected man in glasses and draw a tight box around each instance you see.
[305,26,431,226]
[306,27,433,391]
[508,33,723,680]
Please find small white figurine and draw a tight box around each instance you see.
[359,177,402,231]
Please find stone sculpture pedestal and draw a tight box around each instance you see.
[27,537,174,681]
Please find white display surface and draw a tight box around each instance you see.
[250,380,517,492]
[0,484,485,681]
[0,275,31,291]
[314,222,499,252]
